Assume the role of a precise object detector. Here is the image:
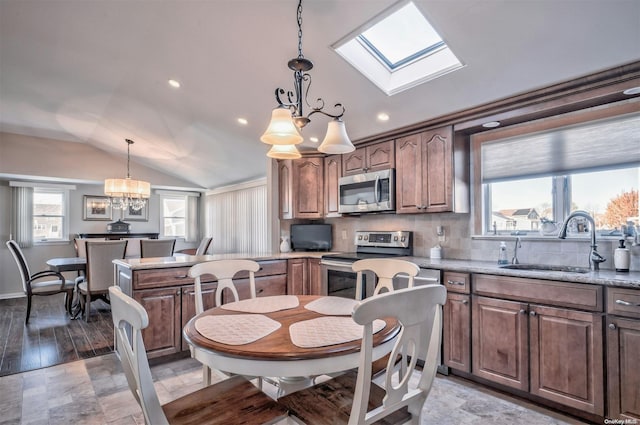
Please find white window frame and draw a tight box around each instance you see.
[159,193,188,239]
[33,187,70,244]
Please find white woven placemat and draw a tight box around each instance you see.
[289,316,386,348]
[220,295,299,313]
[195,314,281,345]
[304,296,359,316]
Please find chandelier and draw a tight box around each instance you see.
[261,0,355,158]
[104,139,150,211]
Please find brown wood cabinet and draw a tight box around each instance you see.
[287,258,322,295]
[324,155,342,217]
[442,272,471,372]
[606,287,640,420]
[471,274,605,417]
[395,126,468,214]
[472,295,529,391]
[308,258,322,295]
[342,140,394,176]
[120,259,288,358]
[279,157,324,219]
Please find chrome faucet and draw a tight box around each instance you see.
[512,237,522,264]
[558,210,606,271]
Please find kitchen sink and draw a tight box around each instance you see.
[499,264,590,273]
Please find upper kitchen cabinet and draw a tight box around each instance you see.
[324,155,342,217]
[395,126,469,214]
[279,156,324,219]
[342,140,395,176]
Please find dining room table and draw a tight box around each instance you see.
[46,256,86,273]
[182,294,400,396]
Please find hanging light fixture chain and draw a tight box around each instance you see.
[125,138,132,179]
[297,0,303,59]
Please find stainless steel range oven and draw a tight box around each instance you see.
[320,230,413,299]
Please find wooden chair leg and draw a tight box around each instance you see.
[65,290,73,315]
[25,295,32,325]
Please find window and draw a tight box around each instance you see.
[160,195,187,238]
[477,109,640,237]
[33,188,69,242]
[333,1,463,95]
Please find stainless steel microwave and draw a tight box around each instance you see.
[338,169,395,214]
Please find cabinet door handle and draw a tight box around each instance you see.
[447,280,465,286]
[519,309,527,315]
[616,299,640,307]
[257,288,264,294]
[176,275,189,279]
[461,299,469,305]
[609,323,617,330]
[529,311,537,317]
[176,290,181,296]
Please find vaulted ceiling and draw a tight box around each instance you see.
[1,0,638,189]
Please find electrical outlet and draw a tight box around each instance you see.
[341,230,348,240]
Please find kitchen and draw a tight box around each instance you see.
[1,0,640,424]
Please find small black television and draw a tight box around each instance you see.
[290,224,332,251]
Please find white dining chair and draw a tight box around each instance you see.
[108,286,288,425]
[188,259,261,385]
[352,258,420,301]
[352,258,420,378]
[279,284,447,425]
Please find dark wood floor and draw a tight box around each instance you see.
[0,293,114,377]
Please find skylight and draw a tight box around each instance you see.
[334,1,463,96]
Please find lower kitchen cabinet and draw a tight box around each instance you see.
[606,286,640,420]
[442,271,471,372]
[529,304,604,415]
[287,258,322,295]
[122,259,288,358]
[472,295,529,391]
[471,274,605,418]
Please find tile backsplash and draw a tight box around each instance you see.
[318,213,639,272]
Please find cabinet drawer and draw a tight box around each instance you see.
[444,272,470,294]
[254,260,287,277]
[473,274,603,311]
[134,267,196,289]
[607,287,640,319]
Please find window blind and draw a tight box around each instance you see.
[481,112,640,183]
[206,182,268,254]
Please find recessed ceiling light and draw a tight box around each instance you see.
[377,113,390,122]
[237,118,248,125]
[623,87,640,95]
[168,79,181,88]
[482,121,501,128]
[309,137,319,143]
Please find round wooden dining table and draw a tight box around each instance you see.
[182,295,400,391]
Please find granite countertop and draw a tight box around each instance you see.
[113,252,640,289]
[113,251,330,270]
[403,257,640,289]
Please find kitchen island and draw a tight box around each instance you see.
[113,252,328,358]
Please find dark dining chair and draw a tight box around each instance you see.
[195,237,213,255]
[140,239,176,258]
[78,240,127,321]
[6,240,75,324]
[108,285,288,425]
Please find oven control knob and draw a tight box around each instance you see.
[401,236,406,242]
[364,235,368,240]
[394,236,398,241]
[357,235,362,240]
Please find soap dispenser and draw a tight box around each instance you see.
[614,239,630,272]
[498,241,508,265]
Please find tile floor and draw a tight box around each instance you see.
[0,353,589,425]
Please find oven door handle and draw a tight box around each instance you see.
[320,259,355,269]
